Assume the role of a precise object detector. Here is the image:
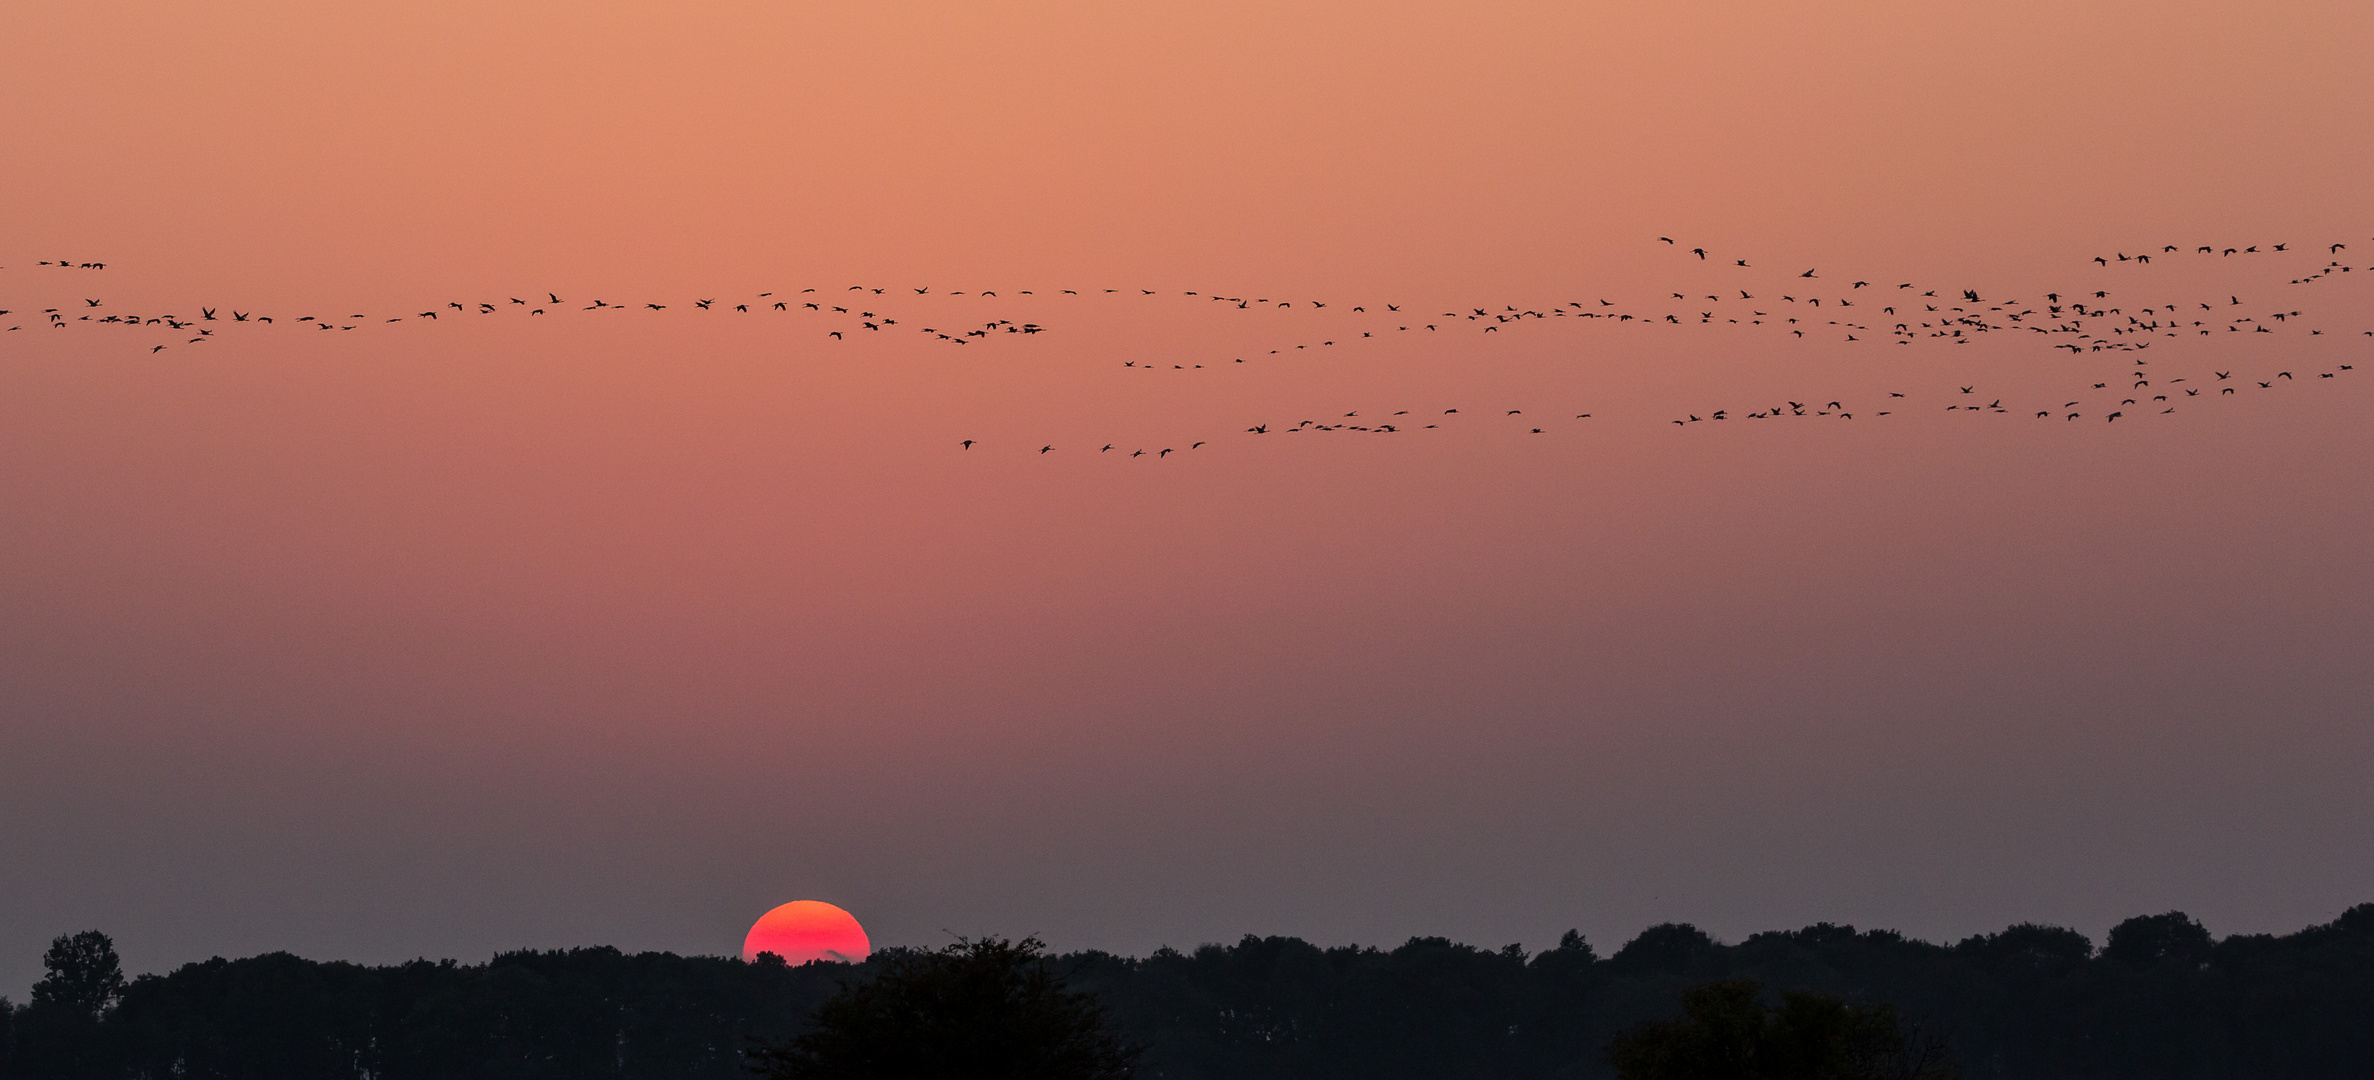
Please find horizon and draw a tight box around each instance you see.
[30,899,2369,993]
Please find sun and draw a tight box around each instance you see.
[743,900,871,965]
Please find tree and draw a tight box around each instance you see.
[30,932,124,1021]
[2102,911,2213,969]
[748,936,1138,1080]
[14,931,127,1080]
[1611,980,1955,1080]
[1610,924,1717,978]
[1954,922,2092,973]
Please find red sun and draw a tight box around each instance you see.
[743,900,871,965]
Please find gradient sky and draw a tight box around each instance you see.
[5,0,2373,996]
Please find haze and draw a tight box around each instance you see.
[4,0,2371,996]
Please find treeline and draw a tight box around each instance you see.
[4,904,2370,1079]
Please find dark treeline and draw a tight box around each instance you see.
[4,904,2370,1080]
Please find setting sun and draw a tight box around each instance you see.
[743,901,870,965]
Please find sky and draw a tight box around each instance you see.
[4,0,2373,996]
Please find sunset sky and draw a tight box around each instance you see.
[5,0,2372,995]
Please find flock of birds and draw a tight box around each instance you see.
[6,236,2367,458]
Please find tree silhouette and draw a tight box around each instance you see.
[14,931,126,1080]
[30,931,123,1021]
[2103,911,2214,969]
[1610,924,1717,978]
[1610,980,1955,1080]
[11,906,2374,1079]
[748,936,1138,1080]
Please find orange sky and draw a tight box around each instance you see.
[4,0,2372,991]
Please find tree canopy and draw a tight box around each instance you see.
[748,936,1137,1080]
[1610,980,1954,1080]
[12,931,129,1080]
[4,904,2371,1079]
